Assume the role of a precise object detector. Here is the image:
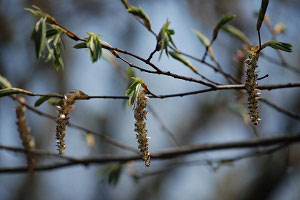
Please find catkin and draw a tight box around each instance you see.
[15,98,36,174]
[56,93,76,154]
[134,89,151,167]
[245,45,261,125]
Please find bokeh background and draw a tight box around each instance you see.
[0,0,300,199]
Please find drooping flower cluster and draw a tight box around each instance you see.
[56,93,76,154]
[245,45,261,125]
[134,89,151,167]
[15,98,36,173]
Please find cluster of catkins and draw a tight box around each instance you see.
[15,98,36,173]
[56,94,76,154]
[134,89,151,167]
[245,45,261,125]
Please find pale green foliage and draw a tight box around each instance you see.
[125,78,145,109]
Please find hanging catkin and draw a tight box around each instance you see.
[15,97,36,173]
[56,93,76,154]
[134,89,151,167]
[245,45,261,125]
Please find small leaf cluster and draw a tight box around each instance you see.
[125,78,146,109]
[73,32,103,63]
[157,20,176,59]
[26,6,65,71]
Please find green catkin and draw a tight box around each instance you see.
[56,93,76,154]
[15,98,36,174]
[134,89,151,167]
[245,45,261,125]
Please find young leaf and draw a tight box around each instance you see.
[257,0,269,31]
[46,29,59,38]
[0,75,12,88]
[86,32,102,63]
[32,17,47,59]
[100,164,123,186]
[0,88,32,97]
[193,30,215,60]
[34,96,54,107]
[169,51,199,74]
[44,29,65,71]
[157,19,176,60]
[125,78,145,109]
[53,42,64,71]
[126,67,136,84]
[262,40,292,52]
[24,5,44,18]
[73,42,87,49]
[47,98,63,106]
[212,13,236,41]
[128,6,151,31]
[221,25,250,46]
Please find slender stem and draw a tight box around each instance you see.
[1,134,299,173]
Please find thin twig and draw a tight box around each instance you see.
[260,98,300,120]
[0,134,299,173]
[4,82,300,101]
[133,144,287,179]
[147,105,179,146]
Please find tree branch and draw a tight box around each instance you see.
[1,133,299,173]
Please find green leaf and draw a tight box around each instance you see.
[0,88,32,97]
[100,164,123,186]
[193,30,210,47]
[257,0,269,31]
[53,41,64,71]
[0,75,12,88]
[126,67,136,84]
[24,5,44,18]
[157,19,176,60]
[73,42,87,49]
[44,29,64,71]
[46,29,59,38]
[47,98,63,106]
[128,6,151,31]
[212,13,236,41]
[262,40,292,52]
[86,32,102,63]
[193,30,215,61]
[34,95,54,107]
[221,25,250,45]
[32,17,47,59]
[169,51,199,74]
[125,78,144,109]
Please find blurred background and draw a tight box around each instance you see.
[0,0,300,199]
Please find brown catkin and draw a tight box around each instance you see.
[15,98,36,174]
[56,93,76,154]
[134,89,151,167]
[245,45,261,125]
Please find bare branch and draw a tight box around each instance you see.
[260,98,300,120]
[1,134,299,173]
